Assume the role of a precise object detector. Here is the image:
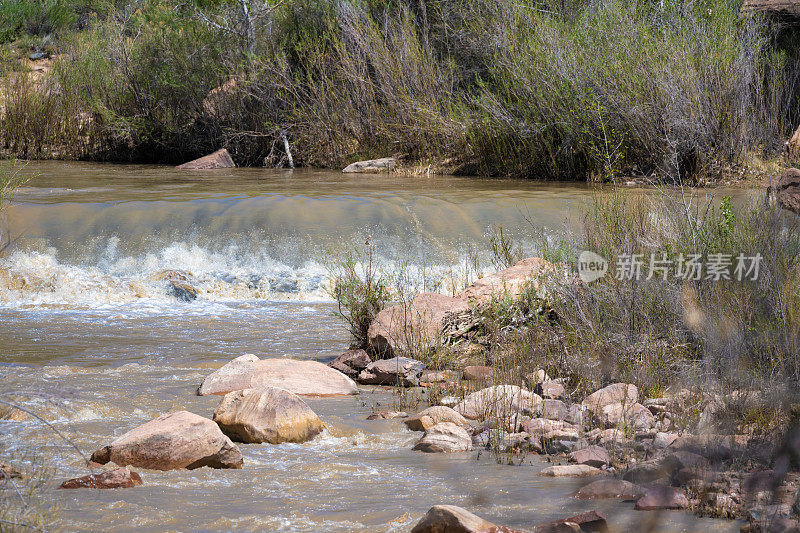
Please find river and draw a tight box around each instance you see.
[0,162,739,532]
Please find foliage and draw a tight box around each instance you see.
[1,0,797,179]
[328,242,391,350]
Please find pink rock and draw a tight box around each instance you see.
[59,467,142,489]
[635,486,689,510]
[176,148,235,170]
[90,411,242,471]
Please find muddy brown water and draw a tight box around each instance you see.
[0,162,742,532]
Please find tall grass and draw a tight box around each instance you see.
[1,0,797,179]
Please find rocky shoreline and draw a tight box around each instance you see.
[18,255,796,532]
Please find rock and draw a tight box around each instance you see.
[598,402,655,429]
[463,365,494,382]
[420,370,453,384]
[328,349,372,378]
[538,464,604,478]
[582,383,638,413]
[90,411,243,470]
[521,418,571,434]
[198,354,358,396]
[366,410,407,420]
[0,463,21,479]
[411,505,498,533]
[654,432,678,449]
[774,168,800,215]
[358,356,424,387]
[569,446,610,468]
[212,388,323,444]
[541,381,565,399]
[413,422,473,453]
[368,293,469,357]
[455,385,542,420]
[573,479,645,500]
[342,157,397,173]
[59,467,143,489]
[623,453,687,484]
[405,406,470,432]
[635,486,689,510]
[176,148,235,170]
[535,510,608,532]
[169,280,198,302]
[460,257,555,304]
[541,399,570,421]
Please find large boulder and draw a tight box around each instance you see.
[582,383,638,414]
[460,257,555,304]
[328,349,372,378]
[773,168,800,215]
[198,354,358,396]
[411,505,499,533]
[90,411,243,470]
[212,388,323,444]
[597,402,655,429]
[412,422,473,453]
[405,406,470,432]
[569,445,610,468]
[368,293,469,357]
[176,148,235,170]
[342,157,397,173]
[59,467,143,489]
[455,385,542,421]
[358,356,424,387]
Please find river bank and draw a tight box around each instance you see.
[1,0,798,183]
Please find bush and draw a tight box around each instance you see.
[329,243,392,350]
[2,0,799,179]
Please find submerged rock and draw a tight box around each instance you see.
[538,464,604,478]
[169,280,198,302]
[535,510,608,533]
[367,292,469,357]
[411,505,503,533]
[90,411,243,470]
[366,410,407,420]
[412,422,472,453]
[404,406,470,432]
[212,388,323,444]
[342,157,396,173]
[358,356,424,387]
[176,148,235,170]
[198,354,358,396]
[573,479,644,500]
[59,467,143,489]
[328,349,372,378]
